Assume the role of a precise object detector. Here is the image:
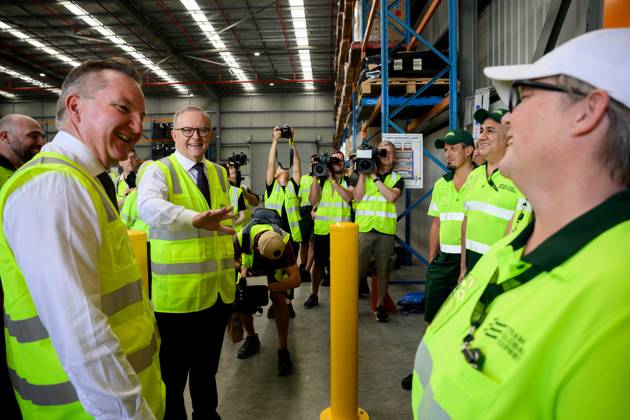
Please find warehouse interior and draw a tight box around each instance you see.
[0,1,626,419]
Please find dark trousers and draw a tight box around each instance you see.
[1,284,22,419]
[155,300,232,420]
[466,250,483,274]
[424,252,461,323]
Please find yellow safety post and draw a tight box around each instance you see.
[321,222,369,420]
[127,229,149,292]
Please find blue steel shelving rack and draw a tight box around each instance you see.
[350,0,458,279]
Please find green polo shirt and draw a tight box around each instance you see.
[463,165,523,255]
[428,171,473,254]
[412,189,630,419]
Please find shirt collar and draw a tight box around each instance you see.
[174,149,202,172]
[43,130,105,177]
[512,189,630,272]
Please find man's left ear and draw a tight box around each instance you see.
[570,90,609,136]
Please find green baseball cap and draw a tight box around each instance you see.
[435,129,474,149]
[473,108,508,124]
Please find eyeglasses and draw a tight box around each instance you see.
[331,157,343,165]
[509,79,586,112]
[174,127,211,137]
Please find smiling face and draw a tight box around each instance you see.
[476,118,509,164]
[4,115,45,165]
[331,151,345,175]
[69,70,145,168]
[172,109,213,162]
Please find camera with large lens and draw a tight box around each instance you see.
[354,148,387,174]
[228,152,248,168]
[312,153,331,178]
[227,152,248,187]
[280,124,292,139]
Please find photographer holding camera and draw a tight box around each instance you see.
[352,141,404,322]
[264,126,302,318]
[303,150,353,308]
[233,220,301,375]
[222,154,260,232]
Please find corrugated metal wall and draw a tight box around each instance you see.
[477,0,589,88]
[219,93,335,194]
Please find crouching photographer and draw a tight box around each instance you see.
[232,209,301,376]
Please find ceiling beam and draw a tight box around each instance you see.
[112,0,218,99]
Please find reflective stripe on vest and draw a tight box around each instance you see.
[21,156,117,222]
[439,244,461,254]
[464,201,514,221]
[150,155,235,312]
[8,368,79,406]
[298,174,314,205]
[465,239,491,254]
[439,212,464,222]
[413,341,451,420]
[0,152,164,418]
[313,178,352,235]
[355,173,400,234]
[264,180,302,242]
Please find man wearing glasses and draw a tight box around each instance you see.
[458,108,525,279]
[353,141,404,322]
[138,106,235,419]
[412,29,630,419]
[303,150,353,308]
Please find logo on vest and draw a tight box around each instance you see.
[482,317,525,361]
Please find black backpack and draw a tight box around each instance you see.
[239,208,284,255]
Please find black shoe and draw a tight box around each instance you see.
[277,348,293,376]
[300,267,311,282]
[375,305,389,322]
[401,373,413,390]
[303,294,319,308]
[237,334,260,359]
[267,304,275,319]
[288,303,296,319]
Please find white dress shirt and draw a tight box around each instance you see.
[2,130,155,419]
[137,150,207,229]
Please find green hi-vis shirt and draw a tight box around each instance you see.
[463,165,523,255]
[412,189,630,419]
[428,171,473,254]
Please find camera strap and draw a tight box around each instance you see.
[276,137,295,170]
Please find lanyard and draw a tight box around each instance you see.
[461,253,543,370]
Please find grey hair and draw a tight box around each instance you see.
[557,75,630,187]
[172,106,212,128]
[56,57,142,127]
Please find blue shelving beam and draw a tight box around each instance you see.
[370,0,458,283]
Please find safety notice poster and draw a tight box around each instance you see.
[382,133,423,189]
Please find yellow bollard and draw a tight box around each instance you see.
[320,222,369,420]
[127,229,149,292]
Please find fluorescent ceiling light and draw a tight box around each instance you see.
[254,52,261,56]
[0,19,80,67]
[0,89,17,99]
[62,2,189,95]
[288,1,314,90]
[0,65,59,95]
[179,0,254,91]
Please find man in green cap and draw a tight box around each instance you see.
[425,129,476,321]
[459,108,525,278]
[401,128,475,391]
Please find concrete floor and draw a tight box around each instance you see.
[184,265,428,420]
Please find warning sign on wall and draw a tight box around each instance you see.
[382,133,423,189]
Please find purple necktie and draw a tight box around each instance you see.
[193,162,211,206]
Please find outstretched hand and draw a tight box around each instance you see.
[192,206,235,234]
